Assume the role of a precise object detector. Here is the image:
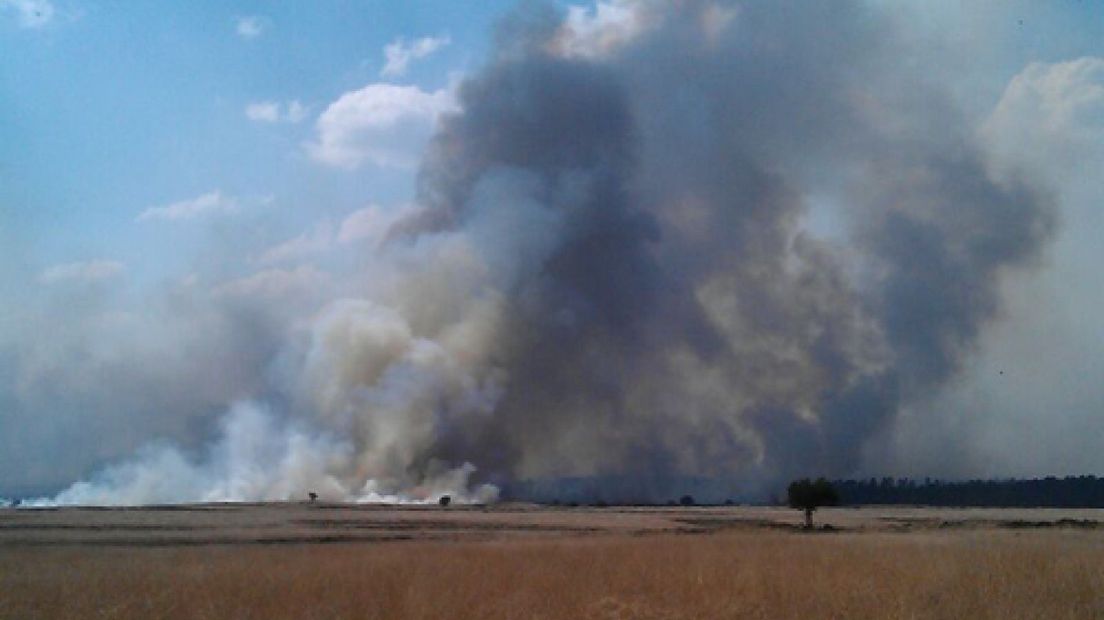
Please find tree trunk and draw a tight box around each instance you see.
[804,507,813,529]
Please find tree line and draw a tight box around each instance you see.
[832,475,1104,508]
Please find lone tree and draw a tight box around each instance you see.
[787,478,839,529]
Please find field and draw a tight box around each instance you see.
[2,504,1103,619]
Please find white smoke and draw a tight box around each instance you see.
[29,202,516,506]
[33,401,497,506]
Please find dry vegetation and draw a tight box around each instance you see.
[2,506,1104,619]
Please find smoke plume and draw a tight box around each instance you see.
[14,0,1057,504]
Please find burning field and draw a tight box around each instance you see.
[2,503,1104,619]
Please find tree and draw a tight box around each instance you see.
[787,478,839,528]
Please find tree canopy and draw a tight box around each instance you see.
[787,478,839,528]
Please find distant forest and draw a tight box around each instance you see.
[833,476,1104,508]
[506,475,1104,508]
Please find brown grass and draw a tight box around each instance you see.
[3,530,1103,619]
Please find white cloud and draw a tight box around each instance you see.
[258,222,334,265]
[337,205,393,245]
[0,0,55,28]
[551,0,658,59]
[307,83,457,169]
[215,266,332,302]
[381,35,451,78]
[255,206,401,266]
[285,100,308,123]
[236,16,265,39]
[39,260,124,285]
[137,191,238,223]
[549,1,732,59]
[245,100,308,124]
[245,101,280,123]
[699,3,738,45]
[982,56,1104,174]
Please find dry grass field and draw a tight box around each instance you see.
[2,504,1103,619]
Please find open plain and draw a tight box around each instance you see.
[2,503,1103,619]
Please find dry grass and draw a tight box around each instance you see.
[2,530,1103,619]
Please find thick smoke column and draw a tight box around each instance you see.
[30,0,1054,505]
[388,0,1054,497]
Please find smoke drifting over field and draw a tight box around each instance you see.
[10,1,1065,504]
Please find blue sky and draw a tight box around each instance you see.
[3,1,1102,289]
[1,1,517,286]
[2,1,524,496]
[2,1,1104,501]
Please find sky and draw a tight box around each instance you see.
[1,0,1103,502]
[1,1,515,286]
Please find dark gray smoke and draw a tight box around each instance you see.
[394,0,1054,498]
[17,0,1058,505]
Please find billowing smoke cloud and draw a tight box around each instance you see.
[383,0,1054,497]
[8,0,1061,505]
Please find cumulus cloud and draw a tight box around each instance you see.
[982,57,1104,178]
[381,35,451,77]
[246,100,308,124]
[0,0,54,28]
[337,204,397,245]
[236,15,265,39]
[39,260,124,285]
[285,101,308,123]
[137,191,238,223]
[307,83,457,169]
[244,101,279,123]
[550,0,659,59]
[215,266,334,303]
[257,223,334,265]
